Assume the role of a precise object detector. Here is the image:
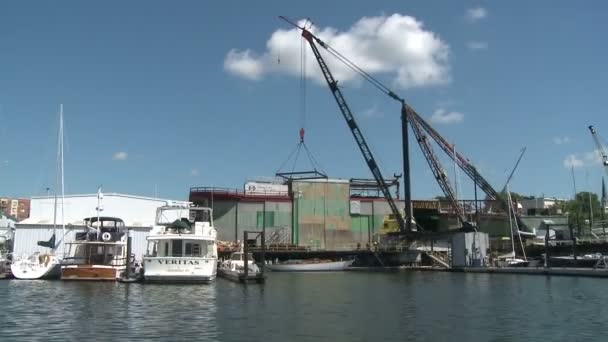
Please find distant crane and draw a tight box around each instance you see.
[589,125,608,178]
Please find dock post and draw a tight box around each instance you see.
[125,227,132,279]
[261,227,266,279]
[544,227,550,268]
[244,231,249,280]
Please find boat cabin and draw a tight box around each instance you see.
[146,239,215,259]
[64,217,127,267]
[145,206,217,259]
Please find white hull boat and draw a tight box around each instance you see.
[143,205,218,283]
[266,259,354,272]
[144,256,217,283]
[218,251,264,283]
[13,105,67,280]
[11,253,62,280]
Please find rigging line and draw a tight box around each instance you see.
[290,143,304,175]
[302,142,325,173]
[300,38,307,131]
[323,45,393,95]
[276,142,302,173]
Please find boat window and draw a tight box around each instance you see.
[231,253,243,261]
[192,243,201,256]
[171,239,183,257]
[147,241,157,256]
[184,242,202,257]
[194,210,210,223]
[164,242,169,257]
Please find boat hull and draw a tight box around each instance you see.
[61,266,122,281]
[11,255,62,280]
[266,260,354,272]
[218,267,264,283]
[143,257,217,283]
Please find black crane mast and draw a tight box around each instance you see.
[279,16,511,232]
[294,23,409,232]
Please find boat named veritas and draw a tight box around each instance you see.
[143,205,218,283]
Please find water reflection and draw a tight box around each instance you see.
[1,273,608,341]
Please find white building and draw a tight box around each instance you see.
[520,197,565,215]
[13,193,189,261]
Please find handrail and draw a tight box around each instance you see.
[190,186,290,197]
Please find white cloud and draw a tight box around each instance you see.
[112,151,128,161]
[361,105,383,118]
[429,108,464,124]
[564,154,584,168]
[563,150,603,169]
[466,7,487,22]
[467,41,488,50]
[584,150,604,165]
[552,136,570,145]
[190,168,200,176]
[224,14,451,88]
[224,49,264,80]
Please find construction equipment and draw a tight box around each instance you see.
[589,126,608,178]
[280,16,409,232]
[279,17,508,233]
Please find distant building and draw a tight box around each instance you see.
[13,193,189,260]
[0,197,30,221]
[519,197,565,216]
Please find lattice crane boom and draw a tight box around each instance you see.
[589,125,608,178]
[406,106,468,223]
[280,17,408,232]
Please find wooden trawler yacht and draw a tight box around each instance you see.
[62,217,131,281]
[143,205,218,283]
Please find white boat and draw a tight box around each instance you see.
[61,216,131,281]
[11,105,66,280]
[266,259,354,272]
[0,217,14,278]
[495,186,529,268]
[143,205,218,283]
[218,251,264,283]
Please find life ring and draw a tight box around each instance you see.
[102,232,112,242]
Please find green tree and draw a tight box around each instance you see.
[565,191,602,228]
[497,190,533,203]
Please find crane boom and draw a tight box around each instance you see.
[407,110,500,200]
[589,125,608,178]
[406,105,468,223]
[298,28,408,232]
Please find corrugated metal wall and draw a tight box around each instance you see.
[210,200,292,242]
[236,202,262,241]
[212,200,237,241]
[292,180,352,250]
[14,224,151,262]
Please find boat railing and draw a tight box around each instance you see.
[62,254,134,267]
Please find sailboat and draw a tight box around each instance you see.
[497,186,529,267]
[11,105,66,279]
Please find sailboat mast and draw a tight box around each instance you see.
[60,104,66,255]
[506,185,515,257]
[51,106,61,251]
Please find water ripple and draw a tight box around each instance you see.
[1,272,606,341]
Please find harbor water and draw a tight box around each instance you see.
[1,271,606,341]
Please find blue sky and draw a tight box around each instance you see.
[1,1,607,201]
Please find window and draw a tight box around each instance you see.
[185,242,202,256]
[171,239,183,257]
